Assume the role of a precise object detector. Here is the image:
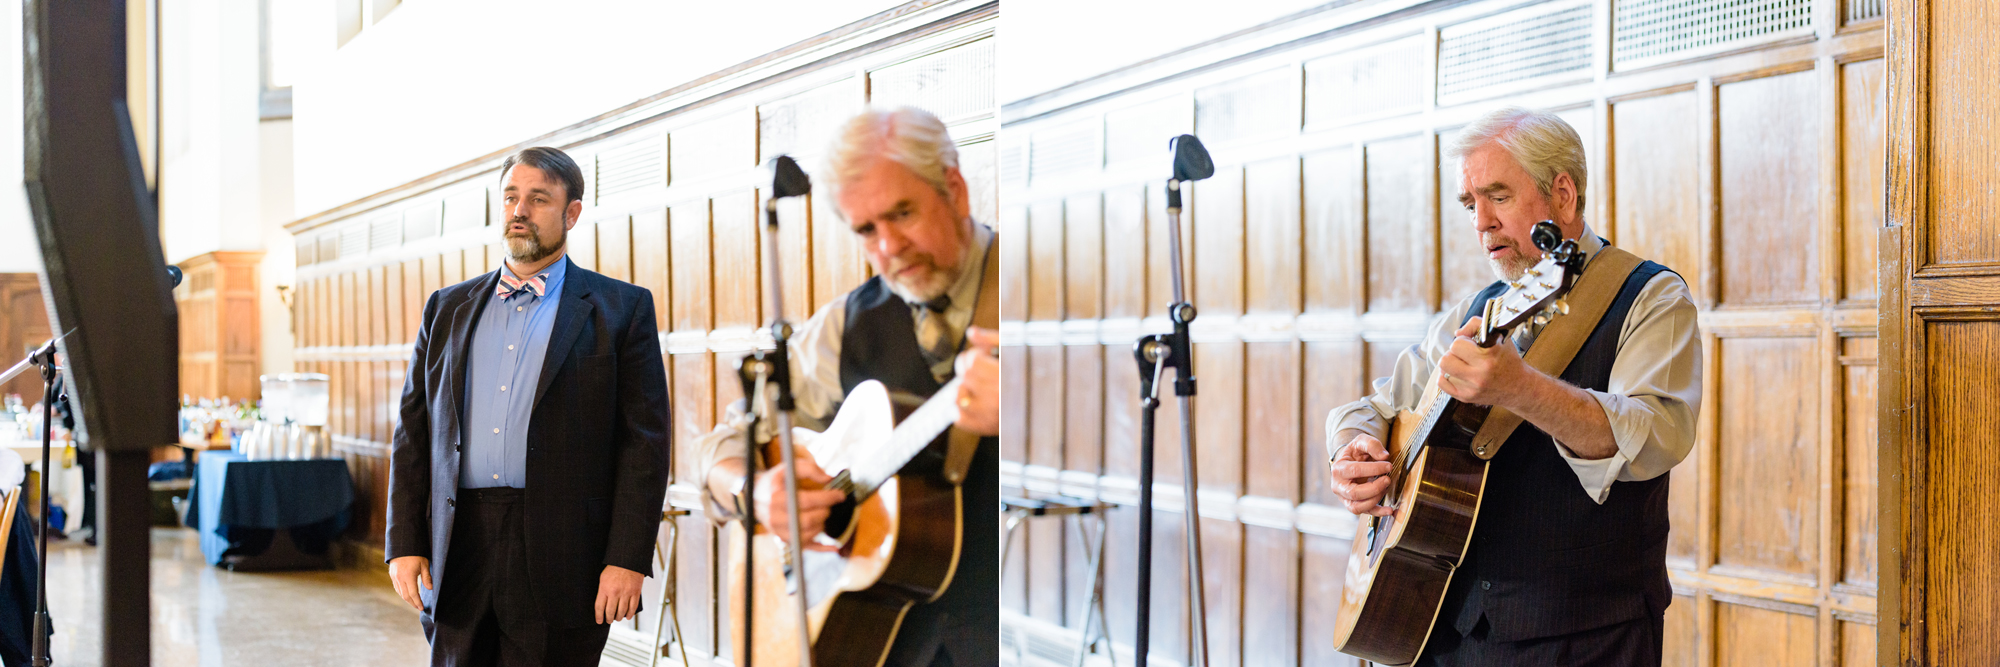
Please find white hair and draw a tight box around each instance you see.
[825,106,960,204]
[1446,106,1587,215]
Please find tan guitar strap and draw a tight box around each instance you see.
[1468,244,1646,460]
[942,234,1000,484]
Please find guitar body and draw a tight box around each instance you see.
[726,380,967,666]
[1328,398,1489,666]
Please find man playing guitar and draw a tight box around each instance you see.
[697,106,999,667]
[1327,107,1702,666]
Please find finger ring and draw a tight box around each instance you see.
[958,396,973,408]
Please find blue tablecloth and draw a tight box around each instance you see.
[189,451,354,566]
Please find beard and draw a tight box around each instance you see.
[883,251,957,304]
[504,217,566,263]
[1483,232,1541,282]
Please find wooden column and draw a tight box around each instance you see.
[174,251,265,401]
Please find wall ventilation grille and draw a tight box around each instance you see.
[339,227,367,260]
[368,217,400,251]
[595,136,665,203]
[1845,0,1882,22]
[870,38,996,125]
[1614,0,1815,70]
[1439,1,1594,100]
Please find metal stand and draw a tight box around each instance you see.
[1001,496,1114,667]
[652,507,690,666]
[1132,134,1214,667]
[731,156,818,667]
[30,347,56,667]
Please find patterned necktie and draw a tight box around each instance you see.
[496,272,547,300]
[916,295,958,382]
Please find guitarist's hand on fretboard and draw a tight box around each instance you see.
[952,326,1001,436]
[752,449,847,553]
[1330,433,1396,517]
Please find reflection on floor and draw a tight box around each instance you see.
[44,528,430,666]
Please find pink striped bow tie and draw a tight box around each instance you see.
[496,273,546,299]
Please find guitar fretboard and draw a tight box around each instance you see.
[830,377,964,501]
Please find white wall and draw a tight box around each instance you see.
[258,119,295,377]
[0,0,39,274]
[289,0,906,217]
[159,0,265,264]
[999,0,1330,103]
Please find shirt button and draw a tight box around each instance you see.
[492,474,499,480]
[500,385,507,391]
[517,306,524,312]
[492,428,500,434]
[508,345,515,350]
[1481,580,1492,590]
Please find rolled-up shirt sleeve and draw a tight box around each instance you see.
[1324,300,1473,462]
[1551,273,1702,504]
[694,293,850,520]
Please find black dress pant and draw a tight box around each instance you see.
[426,487,609,667]
[1417,613,1664,667]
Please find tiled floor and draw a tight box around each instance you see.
[43,528,431,666]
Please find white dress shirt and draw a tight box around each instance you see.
[1324,225,1703,504]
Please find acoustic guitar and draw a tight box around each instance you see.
[727,376,972,667]
[1331,224,1585,665]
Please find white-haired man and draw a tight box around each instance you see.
[1327,107,1701,665]
[697,106,999,667]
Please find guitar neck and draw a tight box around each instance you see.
[829,377,964,500]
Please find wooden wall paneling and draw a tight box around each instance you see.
[1028,502,1066,623]
[1103,185,1148,318]
[677,519,714,658]
[596,215,633,283]
[631,208,670,327]
[443,250,466,287]
[1028,200,1065,322]
[0,275,51,399]
[1715,336,1821,582]
[812,191,867,311]
[1002,343,1028,465]
[1240,525,1298,667]
[401,260,421,344]
[1027,346,1064,471]
[1719,68,1822,306]
[1301,341,1363,508]
[1102,343,1140,479]
[1840,56,1885,303]
[1299,534,1362,666]
[1004,498,1029,614]
[1245,157,1301,316]
[1923,0,2000,267]
[568,220,598,272]
[1715,600,1817,667]
[1302,148,1363,315]
[358,269,376,441]
[1244,341,1300,501]
[1192,342,1243,496]
[1063,345,1104,477]
[1064,193,1105,481]
[1839,617,1875,666]
[462,245,485,278]
[1839,337,1878,590]
[1435,128,1495,306]
[1612,90,1706,291]
[1147,181,1187,321]
[1663,594,1697,667]
[1192,166,1244,316]
[1364,135,1436,314]
[668,201,713,335]
[712,192,761,329]
[1918,319,2000,666]
[1066,193,1103,321]
[1198,516,1243,667]
[382,263,404,353]
[773,196,813,322]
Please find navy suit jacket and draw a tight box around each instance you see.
[386,257,671,628]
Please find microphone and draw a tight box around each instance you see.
[1170,134,1215,182]
[768,155,811,200]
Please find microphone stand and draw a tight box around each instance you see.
[734,155,817,667]
[0,336,66,667]
[1132,135,1214,667]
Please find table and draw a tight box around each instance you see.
[188,451,353,571]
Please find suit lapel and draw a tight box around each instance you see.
[446,270,503,445]
[534,258,594,410]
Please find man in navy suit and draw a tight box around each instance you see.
[386,146,671,666]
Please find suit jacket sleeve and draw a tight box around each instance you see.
[385,291,441,562]
[604,289,671,575]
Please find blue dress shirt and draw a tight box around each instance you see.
[459,257,568,489]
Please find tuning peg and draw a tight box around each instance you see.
[1527,268,1542,277]
[1556,299,1570,315]
[1533,314,1549,327]
[1507,281,1523,291]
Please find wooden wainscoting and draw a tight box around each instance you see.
[1880,0,2000,663]
[0,274,51,400]
[999,1,1883,665]
[284,2,995,664]
[174,251,265,402]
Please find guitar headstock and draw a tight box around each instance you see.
[1476,221,1587,347]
